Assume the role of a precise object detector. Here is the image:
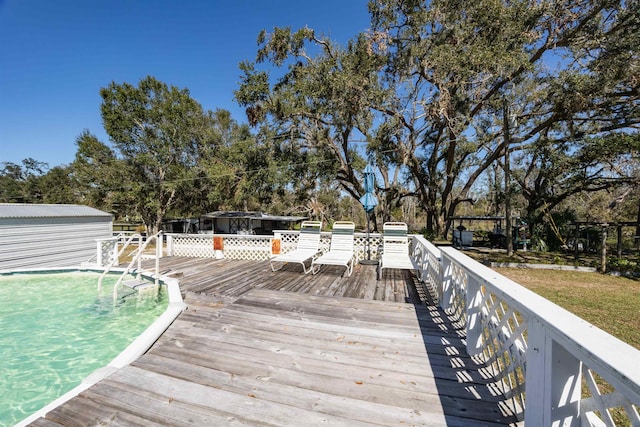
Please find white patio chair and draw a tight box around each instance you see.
[311,221,356,277]
[377,222,419,280]
[269,220,322,274]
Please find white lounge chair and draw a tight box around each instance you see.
[377,222,419,280]
[269,220,322,274]
[311,221,355,277]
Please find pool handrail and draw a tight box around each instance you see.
[111,231,163,300]
[97,232,144,291]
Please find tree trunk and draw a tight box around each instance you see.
[636,196,640,250]
[503,101,513,257]
[368,210,378,233]
[426,211,434,235]
[617,225,623,258]
[600,224,608,274]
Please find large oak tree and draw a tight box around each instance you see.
[100,76,211,233]
[237,0,640,236]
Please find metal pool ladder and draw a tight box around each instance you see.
[97,231,163,300]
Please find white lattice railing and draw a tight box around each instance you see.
[410,235,442,295]
[165,231,382,262]
[95,237,119,267]
[425,244,640,426]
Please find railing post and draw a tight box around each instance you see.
[112,238,119,266]
[440,255,453,311]
[525,318,548,425]
[419,251,430,284]
[166,234,174,257]
[409,237,424,282]
[549,341,582,425]
[433,251,443,304]
[465,276,484,356]
[136,234,143,280]
[420,249,429,283]
[155,234,161,286]
[157,233,163,258]
[525,319,582,426]
[415,243,430,284]
[213,235,224,259]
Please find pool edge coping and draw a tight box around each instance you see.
[10,268,187,427]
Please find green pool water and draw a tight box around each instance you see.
[0,271,168,426]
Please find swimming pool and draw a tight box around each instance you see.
[0,270,173,426]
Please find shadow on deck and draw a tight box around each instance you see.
[28,257,519,426]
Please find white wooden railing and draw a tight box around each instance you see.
[410,238,640,426]
[143,231,640,425]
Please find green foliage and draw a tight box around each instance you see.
[0,158,84,206]
[235,26,380,210]
[37,165,79,204]
[528,209,577,251]
[0,159,50,203]
[0,162,29,203]
[529,224,549,252]
[193,112,288,213]
[100,76,214,231]
[419,227,438,241]
[235,0,640,238]
[71,130,127,215]
[7,1,639,240]
[607,257,640,274]
[367,0,640,236]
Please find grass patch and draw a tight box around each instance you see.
[494,267,640,349]
[464,246,639,272]
[118,242,159,265]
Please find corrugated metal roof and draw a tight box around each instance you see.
[0,203,112,219]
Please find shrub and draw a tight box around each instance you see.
[608,257,640,274]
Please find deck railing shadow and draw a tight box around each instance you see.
[408,281,521,424]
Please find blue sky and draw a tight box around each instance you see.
[0,0,371,168]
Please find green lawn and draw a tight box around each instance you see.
[494,267,640,349]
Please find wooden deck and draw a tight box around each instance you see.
[28,257,519,426]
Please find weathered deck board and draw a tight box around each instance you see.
[151,257,416,303]
[28,257,519,426]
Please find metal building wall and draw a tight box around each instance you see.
[0,216,112,270]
